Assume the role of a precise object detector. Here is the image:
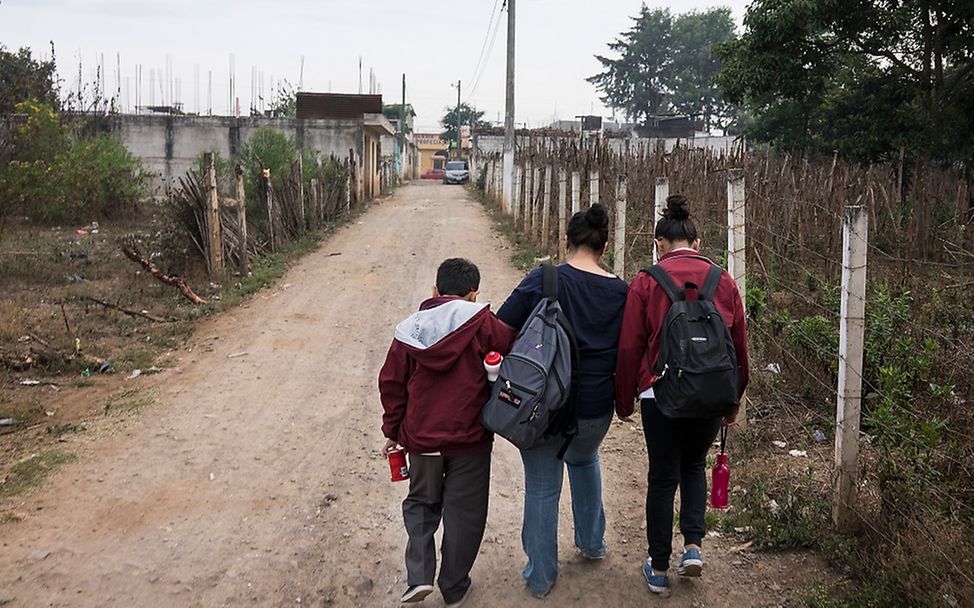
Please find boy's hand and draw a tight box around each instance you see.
[381,438,398,457]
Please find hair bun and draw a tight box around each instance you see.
[585,204,609,229]
[664,194,691,220]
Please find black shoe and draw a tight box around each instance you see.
[401,584,434,603]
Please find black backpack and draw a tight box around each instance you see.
[645,262,740,419]
[481,265,579,458]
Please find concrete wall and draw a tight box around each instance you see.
[114,114,365,191]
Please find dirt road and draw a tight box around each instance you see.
[0,182,821,607]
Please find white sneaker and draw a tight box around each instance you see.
[400,584,434,603]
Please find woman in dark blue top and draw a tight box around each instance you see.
[497,204,629,598]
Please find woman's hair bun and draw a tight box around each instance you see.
[664,194,691,221]
[585,203,610,229]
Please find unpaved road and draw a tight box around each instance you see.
[0,182,822,607]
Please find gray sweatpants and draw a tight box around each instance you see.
[402,450,491,604]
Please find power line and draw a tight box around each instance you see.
[466,0,505,103]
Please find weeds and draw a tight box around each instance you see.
[0,449,76,497]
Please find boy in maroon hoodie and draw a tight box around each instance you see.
[379,258,514,607]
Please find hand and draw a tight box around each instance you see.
[381,438,398,458]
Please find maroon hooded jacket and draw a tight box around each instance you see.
[614,250,750,418]
[379,296,515,456]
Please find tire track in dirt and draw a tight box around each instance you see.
[0,182,823,607]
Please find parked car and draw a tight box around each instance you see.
[443,160,470,185]
[421,169,445,180]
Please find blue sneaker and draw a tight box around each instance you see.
[642,558,671,596]
[678,548,703,577]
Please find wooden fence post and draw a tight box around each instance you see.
[558,168,568,260]
[204,152,224,276]
[541,166,552,252]
[834,204,868,532]
[234,164,249,276]
[590,169,599,207]
[310,177,320,228]
[614,175,627,276]
[294,151,305,231]
[653,177,669,264]
[727,169,747,426]
[345,170,351,216]
[263,167,276,252]
[571,170,581,216]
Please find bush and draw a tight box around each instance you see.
[0,100,148,223]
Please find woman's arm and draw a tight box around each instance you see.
[614,277,650,418]
[496,267,543,332]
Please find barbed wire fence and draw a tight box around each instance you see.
[475,138,974,603]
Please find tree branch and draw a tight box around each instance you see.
[120,242,208,305]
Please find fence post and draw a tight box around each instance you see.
[834,204,868,532]
[727,169,746,426]
[530,165,540,241]
[514,165,522,224]
[541,166,552,252]
[294,151,305,231]
[263,167,276,252]
[204,152,224,276]
[653,177,669,264]
[558,168,568,260]
[234,164,249,276]
[614,175,627,276]
[571,170,580,216]
[590,170,599,207]
[310,177,320,228]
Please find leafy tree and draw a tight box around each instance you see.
[716,0,974,163]
[440,103,487,144]
[0,44,59,115]
[587,6,737,129]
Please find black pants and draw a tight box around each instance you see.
[641,398,721,572]
[402,450,491,604]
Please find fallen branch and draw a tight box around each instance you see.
[120,242,208,304]
[81,296,174,323]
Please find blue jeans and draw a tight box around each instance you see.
[519,414,613,596]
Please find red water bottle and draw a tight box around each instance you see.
[388,446,409,482]
[710,426,730,509]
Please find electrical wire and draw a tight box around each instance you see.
[465,0,505,103]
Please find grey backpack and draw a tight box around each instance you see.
[481,265,579,457]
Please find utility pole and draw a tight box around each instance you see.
[502,0,516,211]
[400,74,406,179]
[455,79,462,160]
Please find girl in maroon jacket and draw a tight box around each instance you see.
[614,195,749,596]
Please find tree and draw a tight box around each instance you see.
[716,0,974,164]
[0,44,59,115]
[587,6,737,129]
[440,103,487,144]
[267,79,296,118]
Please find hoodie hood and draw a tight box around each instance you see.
[394,298,490,371]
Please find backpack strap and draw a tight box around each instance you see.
[646,265,684,302]
[700,265,723,302]
[542,264,559,302]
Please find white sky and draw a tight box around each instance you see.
[0,0,749,132]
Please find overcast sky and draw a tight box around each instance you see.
[1,0,749,131]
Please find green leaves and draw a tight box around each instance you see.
[717,0,974,164]
[587,7,737,128]
[439,103,486,144]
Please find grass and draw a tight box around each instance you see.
[103,387,158,416]
[0,449,77,497]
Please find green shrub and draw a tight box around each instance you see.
[0,100,148,222]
